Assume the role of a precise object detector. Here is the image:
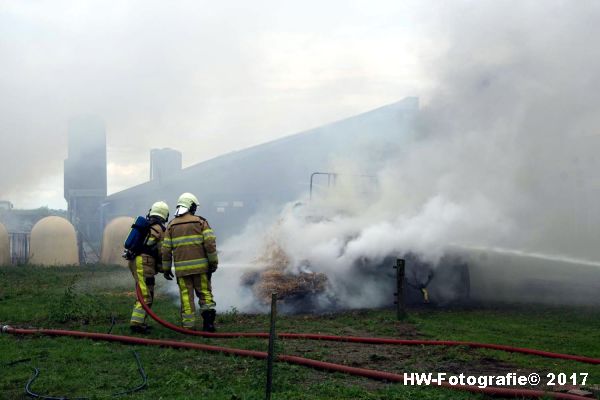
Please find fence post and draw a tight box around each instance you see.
[394,259,406,320]
[265,292,277,400]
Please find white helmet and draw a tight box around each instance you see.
[176,193,199,216]
[149,201,169,221]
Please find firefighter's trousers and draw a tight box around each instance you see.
[129,256,155,326]
[177,273,216,329]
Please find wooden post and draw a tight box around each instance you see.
[394,259,406,320]
[265,292,277,400]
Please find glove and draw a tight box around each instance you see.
[209,264,218,273]
[163,270,174,280]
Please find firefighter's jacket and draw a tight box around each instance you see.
[162,213,218,277]
[130,221,165,277]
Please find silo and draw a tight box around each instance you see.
[29,216,79,266]
[64,116,107,256]
[100,216,134,267]
[0,222,10,265]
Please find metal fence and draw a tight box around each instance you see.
[10,232,29,265]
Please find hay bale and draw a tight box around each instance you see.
[242,237,328,303]
[253,267,328,303]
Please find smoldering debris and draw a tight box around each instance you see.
[219,200,471,314]
[240,229,328,307]
[241,267,329,306]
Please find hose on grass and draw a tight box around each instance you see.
[1,325,590,400]
[135,285,600,365]
[24,350,147,400]
[2,284,597,400]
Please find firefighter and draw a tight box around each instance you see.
[162,193,219,331]
[129,201,169,333]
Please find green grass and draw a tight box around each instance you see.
[409,304,600,376]
[0,265,598,399]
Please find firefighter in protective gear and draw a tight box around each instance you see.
[129,201,169,333]
[162,193,219,331]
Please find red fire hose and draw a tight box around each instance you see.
[135,285,600,365]
[1,284,596,400]
[1,325,590,400]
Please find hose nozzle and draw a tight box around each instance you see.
[1,325,11,333]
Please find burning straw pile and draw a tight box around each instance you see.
[240,236,328,304]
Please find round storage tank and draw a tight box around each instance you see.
[0,222,10,265]
[29,216,79,266]
[100,216,134,267]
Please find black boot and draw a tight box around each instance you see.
[130,324,151,334]
[201,310,216,332]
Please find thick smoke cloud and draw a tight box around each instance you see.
[416,0,600,259]
[216,1,600,311]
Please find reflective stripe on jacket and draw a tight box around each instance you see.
[162,213,218,276]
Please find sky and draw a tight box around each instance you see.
[0,0,443,209]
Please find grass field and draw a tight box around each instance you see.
[0,265,599,400]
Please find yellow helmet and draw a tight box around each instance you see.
[149,201,169,221]
[177,193,199,209]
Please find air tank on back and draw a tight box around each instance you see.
[100,216,134,267]
[29,216,79,266]
[0,222,10,265]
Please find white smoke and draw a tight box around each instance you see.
[213,1,600,312]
